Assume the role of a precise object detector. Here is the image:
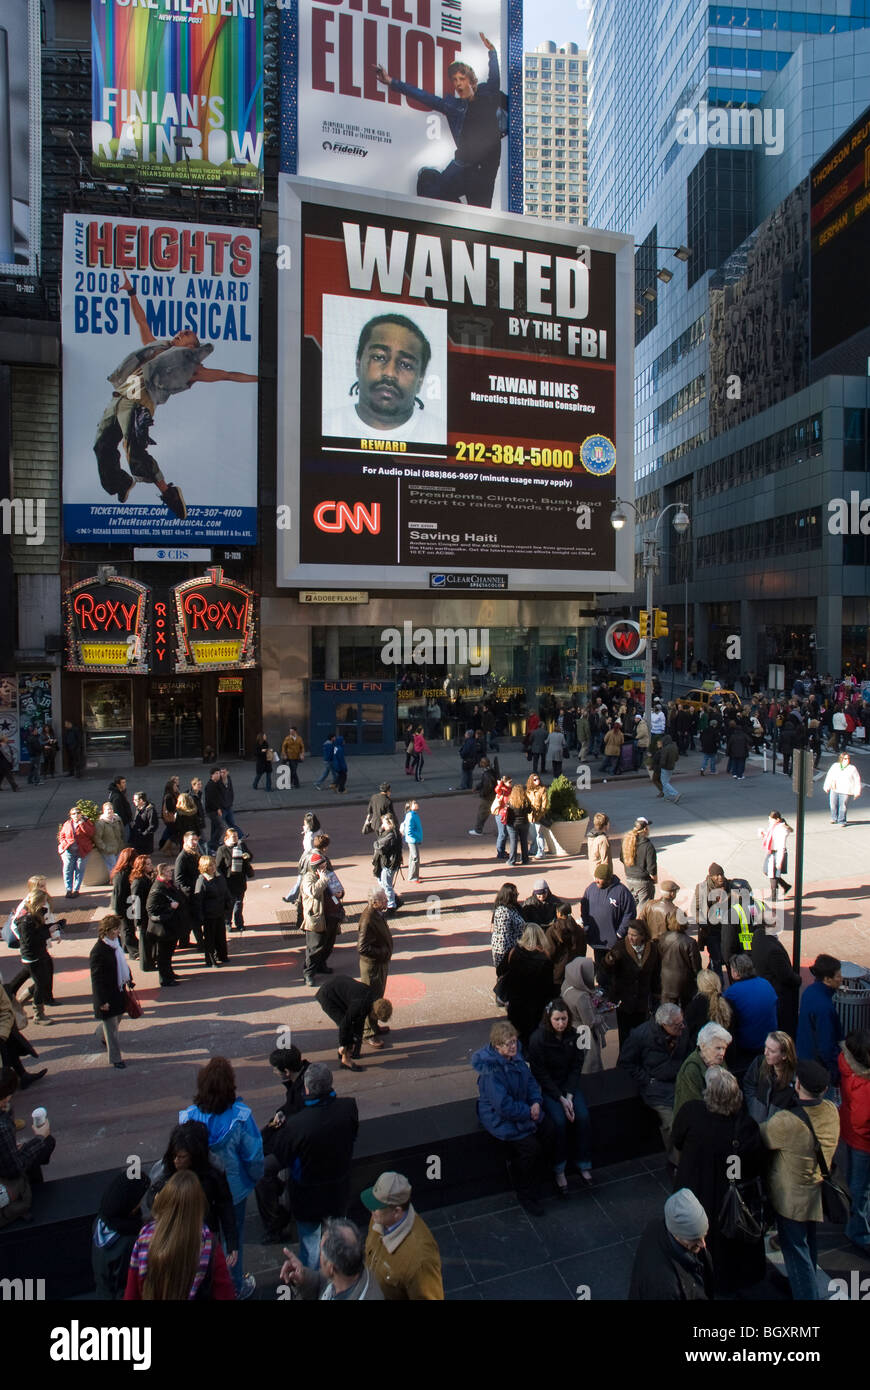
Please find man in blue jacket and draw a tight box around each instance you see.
[723,955,779,1079]
[472,1019,553,1215]
[375,33,506,207]
[580,864,636,985]
[797,954,844,1094]
[313,734,335,790]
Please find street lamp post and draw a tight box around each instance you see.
[610,499,690,718]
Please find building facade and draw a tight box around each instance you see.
[522,42,589,225]
[587,0,870,681]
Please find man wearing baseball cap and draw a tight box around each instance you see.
[759,1057,840,1300]
[637,880,682,941]
[629,1188,713,1300]
[520,879,569,928]
[360,1171,444,1300]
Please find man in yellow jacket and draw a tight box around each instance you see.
[280,727,305,790]
[760,1057,840,1300]
[361,1171,444,1300]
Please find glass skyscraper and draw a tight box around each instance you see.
[588,0,870,679]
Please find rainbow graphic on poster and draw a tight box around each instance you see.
[90,0,263,189]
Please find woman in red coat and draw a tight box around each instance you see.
[57,806,95,897]
[839,1028,870,1253]
[125,1169,235,1300]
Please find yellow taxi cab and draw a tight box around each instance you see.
[681,688,742,712]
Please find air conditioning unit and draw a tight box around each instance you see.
[44,634,63,658]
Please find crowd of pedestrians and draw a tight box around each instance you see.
[0,671,868,1301]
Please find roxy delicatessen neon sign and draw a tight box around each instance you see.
[173,567,257,672]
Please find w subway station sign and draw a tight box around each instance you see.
[605,619,646,661]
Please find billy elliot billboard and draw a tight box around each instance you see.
[277,179,635,592]
[91,0,263,189]
[61,212,259,545]
[280,0,522,214]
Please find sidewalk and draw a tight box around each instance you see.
[1,738,853,835]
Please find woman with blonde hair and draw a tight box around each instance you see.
[684,967,732,1045]
[16,890,60,1025]
[194,855,233,968]
[620,817,658,906]
[497,924,556,1048]
[505,783,532,866]
[124,1169,235,1300]
[525,773,550,861]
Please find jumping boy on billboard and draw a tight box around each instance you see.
[93,275,258,519]
[375,33,507,209]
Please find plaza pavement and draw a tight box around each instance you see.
[1,736,867,1185]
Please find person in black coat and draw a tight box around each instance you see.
[255,1046,310,1241]
[527,1000,592,1189]
[269,1062,360,1269]
[520,882,569,928]
[91,1171,149,1300]
[174,832,207,951]
[750,925,802,1037]
[604,920,660,1046]
[89,914,133,1068]
[17,893,56,1024]
[129,792,157,855]
[671,1065,768,1296]
[129,858,155,972]
[107,776,133,834]
[109,847,139,957]
[629,1188,714,1300]
[498,926,558,1049]
[371,815,402,912]
[315,976,393,1072]
[145,864,185,987]
[188,778,208,840]
[143,1120,238,1262]
[194,857,233,967]
[215,829,254,932]
[363,783,396,833]
[252,734,273,791]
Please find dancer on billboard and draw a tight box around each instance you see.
[375,33,507,209]
[93,276,258,519]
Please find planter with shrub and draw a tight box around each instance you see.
[542,775,588,857]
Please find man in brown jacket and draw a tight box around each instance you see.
[361,1172,444,1300]
[638,880,682,941]
[760,1057,840,1301]
[301,852,330,986]
[357,887,393,1048]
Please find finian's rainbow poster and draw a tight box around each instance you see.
[91,0,263,189]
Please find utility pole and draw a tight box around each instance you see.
[790,749,812,969]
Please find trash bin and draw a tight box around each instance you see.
[619,743,636,773]
[834,962,870,1036]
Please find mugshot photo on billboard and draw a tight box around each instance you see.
[90,0,263,189]
[278,178,635,593]
[61,213,259,545]
[283,0,521,213]
[321,294,447,445]
[0,0,41,274]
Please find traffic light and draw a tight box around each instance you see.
[654,608,669,638]
[638,610,649,637]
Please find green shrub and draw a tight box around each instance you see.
[76,798,100,823]
[547,775,586,822]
